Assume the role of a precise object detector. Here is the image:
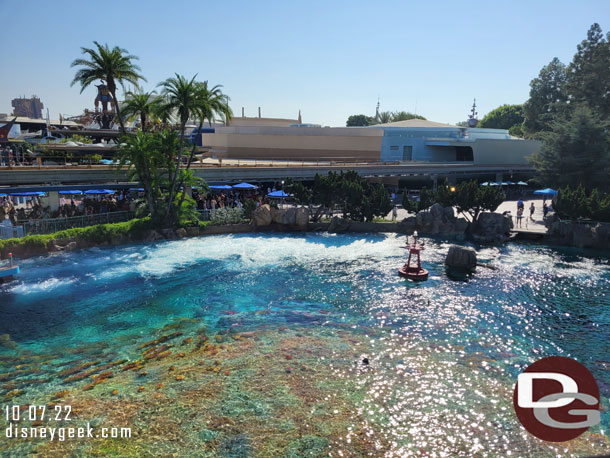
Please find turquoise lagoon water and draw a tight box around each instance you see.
[0,233,609,455]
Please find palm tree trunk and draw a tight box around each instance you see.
[165,123,186,223]
[177,119,204,209]
[110,87,126,134]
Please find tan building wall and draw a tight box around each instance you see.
[203,126,384,161]
[228,117,298,127]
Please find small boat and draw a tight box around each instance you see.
[0,253,19,283]
[398,231,429,282]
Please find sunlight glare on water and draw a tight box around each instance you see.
[0,233,608,456]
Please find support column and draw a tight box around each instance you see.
[46,191,60,212]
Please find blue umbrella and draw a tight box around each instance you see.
[128,188,144,191]
[232,182,258,189]
[58,190,83,194]
[209,185,233,190]
[490,182,500,186]
[480,182,490,186]
[517,181,528,186]
[9,191,46,196]
[533,188,558,196]
[84,189,115,195]
[0,193,6,197]
[268,190,292,198]
[504,181,516,185]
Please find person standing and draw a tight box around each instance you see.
[516,207,524,228]
[543,202,549,220]
[392,205,397,221]
[529,202,535,221]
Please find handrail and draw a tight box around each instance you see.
[17,211,136,236]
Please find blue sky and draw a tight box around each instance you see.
[0,0,608,126]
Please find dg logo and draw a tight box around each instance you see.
[513,356,601,442]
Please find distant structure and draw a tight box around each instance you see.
[93,81,116,129]
[11,96,44,119]
[467,99,478,128]
[375,98,380,122]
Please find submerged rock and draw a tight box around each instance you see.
[0,334,16,350]
[445,246,477,271]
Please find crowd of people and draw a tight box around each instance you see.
[0,192,133,225]
[193,187,278,211]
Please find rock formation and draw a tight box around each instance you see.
[445,246,477,271]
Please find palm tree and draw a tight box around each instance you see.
[117,132,160,218]
[377,111,393,124]
[71,41,146,133]
[121,91,158,132]
[176,81,232,207]
[156,74,204,219]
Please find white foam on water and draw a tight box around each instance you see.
[94,234,406,279]
[10,276,78,294]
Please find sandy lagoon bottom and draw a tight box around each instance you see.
[0,233,608,457]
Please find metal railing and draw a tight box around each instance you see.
[197,208,246,224]
[0,156,401,170]
[18,211,136,236]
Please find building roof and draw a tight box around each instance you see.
[0,116,82,126]
[371,119,458,128]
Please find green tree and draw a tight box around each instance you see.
[157,75,231,222]
[175,81,232,210]
[310,171,392,221]
[479,104,524,130]
[346,114,375,126]
[377,111,393,124]
[566,23,610,118]
[71,41,146,134]
[311,172,340,220]
[120,91,159,132]
[284,178,312,205]
[117,131,167,221]
[390,111,426,122]
[452,180,504,222]
[529,105,610,191]
[523,57,568,134]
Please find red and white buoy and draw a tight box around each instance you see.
[398,231,429,281]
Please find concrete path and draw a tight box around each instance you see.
[385,198,550,233]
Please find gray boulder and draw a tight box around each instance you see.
[279,208,297,225]
[64,241,78,251]
[252,204,272,227]
[161,228,177,239]
[295,207,309,229]
[175,228,188,238]
[144,230,164,242]
[186,227,200,237]
[472,212,513,243]
[429,203,444,219]
[398,216,416,234]
[328,216,350,233]
[445,246,477,271]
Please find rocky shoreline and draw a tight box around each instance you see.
[2,204,608,262]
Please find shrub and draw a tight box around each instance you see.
[209,208,245,225]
